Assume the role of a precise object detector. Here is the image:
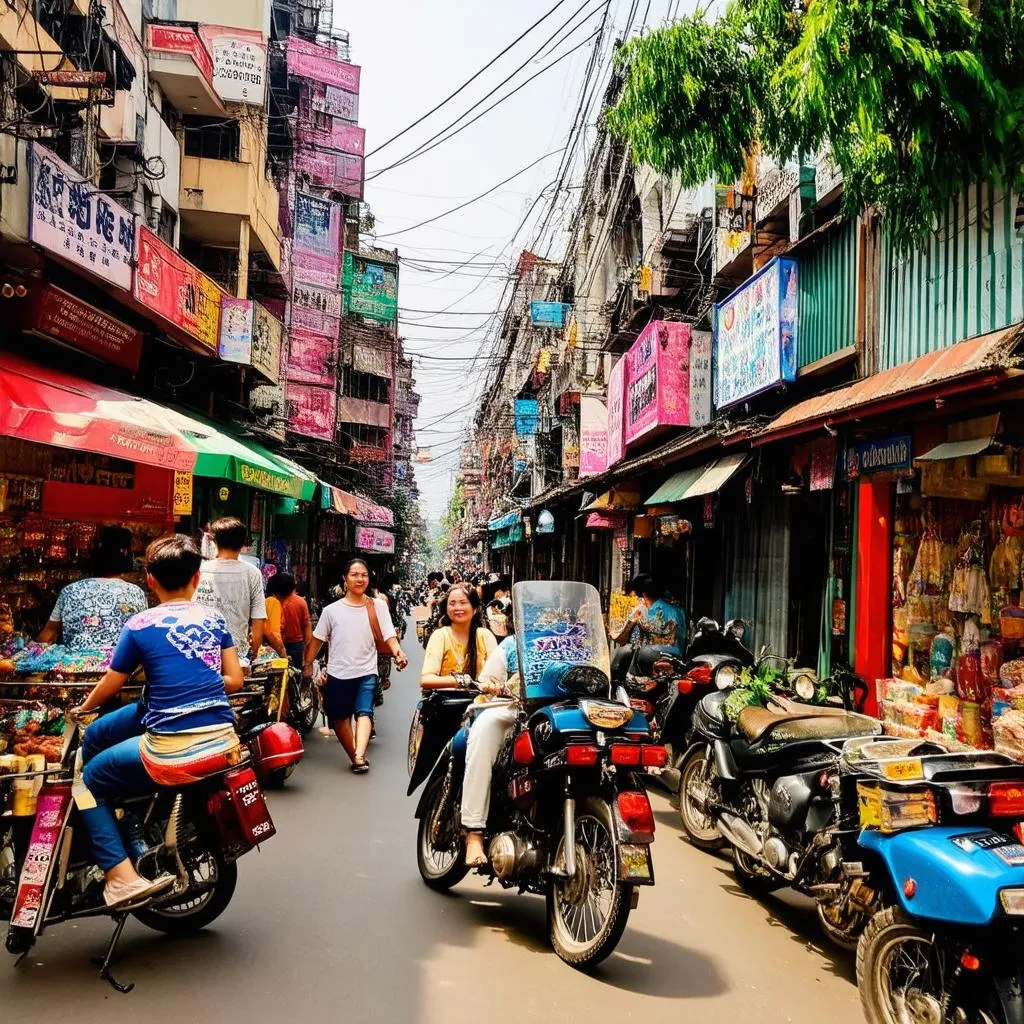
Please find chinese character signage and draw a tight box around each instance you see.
[343,252,397,323]
[293,191,342,289]
[199,26,267,105]
[29,145,135,291]
[355,525,395,554]
[530,301,569,328]
[713,256,798,410]
[514,398,539,437]
[287,383,336,441]
[31,283,142,373]
[286,36,361,91]
[251,302,282,384]
[579,395,608,477]
[624,321,711,447]
[606,357,625,467]
[134,227,223,352]
[218,296,254,364]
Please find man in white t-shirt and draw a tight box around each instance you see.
[195,517,266,663]
[304,558,408,773]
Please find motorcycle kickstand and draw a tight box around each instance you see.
[91,912,135,993]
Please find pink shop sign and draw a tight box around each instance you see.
[294,147,364,200]
[286,36,361,92]
[296,119,365,157]
[285,325,336,386]
[606,357,625,468]
[287,383,336,441]
[355,525,395,554]
[579,395,608,477]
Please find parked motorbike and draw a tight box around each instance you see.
[612,617,754,776]
[0,714,279,991]
[677,676,884,946]
[847,740,1024,1024]
[408,580,661,969]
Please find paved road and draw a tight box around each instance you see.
[1,629,864,1023]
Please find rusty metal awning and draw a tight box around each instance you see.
[756,327,1021,445]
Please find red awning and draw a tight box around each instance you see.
[321,483,394,526]
[755,327,1021,445]
[0,352,197,472]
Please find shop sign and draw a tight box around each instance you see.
[48,450,134,488]
[249,384,286,441]
[713,256,798,409]
[514,398,539,437]
[355,497,394,525]
[296,118,365,157]
[606,356,625,468]
[312,83,359,122]
[29,144,135,291]
[251,302,282,384]
[31,283,142,373]
[579,395,608,477]
[624,321,711,447]
[199,26,266,105]
[853,434,913,476]
[218,296,254,365]
[238,462,300,497]
[286,383,336,441]
[350,442,388,463]
[352,341,391,378]
[293,280,342,320]
[134,227,223,351]
[294,147,364,199]
[173,470,193,515]
[530,301,569,328]
[33,70,107,86]
[286,36,361,92]
[343,252,398,323]
[146,24,213,83]
[355,525,395,554]
[286,326,336,387]
[293,192,342,289]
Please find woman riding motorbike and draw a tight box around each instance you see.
[419,584,498,866]
[70,535,245,909]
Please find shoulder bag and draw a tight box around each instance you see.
[365,598,393,656]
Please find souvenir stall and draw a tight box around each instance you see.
[881,416,1024,760]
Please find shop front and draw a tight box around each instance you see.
[317,484,396,595]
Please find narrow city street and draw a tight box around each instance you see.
[1,631,862,1024]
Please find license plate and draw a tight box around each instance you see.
[994,843,1024,866]
[881,758,924,781]
[618,843,652,881]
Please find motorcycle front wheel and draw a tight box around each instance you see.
[857,907,1002,1024]
[547,797,632,970]
[288,674,321,736]
[416,774,469,892]
[677,746,726,851]
[134,847,237,936]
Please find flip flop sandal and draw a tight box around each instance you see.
[350,759,370,774]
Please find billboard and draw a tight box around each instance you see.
[606,357,625,467]
[199,25,267,105]
[579,395,608,477]
[713,256,798,409]
[530,301,569,328]
[343,252,397,323]
[133,227,222,352]
[28,144,135,291]
[287,383,336,441]
[292,191,342,289]
[218,296,254,364]
[251,302,283,384]
[286,36,361,91]
[294,146,364,199]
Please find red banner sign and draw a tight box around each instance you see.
[147,24,214,84]
[31,284,143,373]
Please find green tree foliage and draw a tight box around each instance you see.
[607,0,1024,247]
[438,485,465,554]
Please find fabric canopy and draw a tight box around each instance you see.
[584,488,642,512]
[916,436,995,462]
[319,482,394,525]
[0,352,196,472]
[164,409,313,499]
[643,454,746,505]
[488,510,521,531]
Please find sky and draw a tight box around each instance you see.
[336,0,685,521]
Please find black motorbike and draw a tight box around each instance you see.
[612,618,754,782]
[408,580,660,969]
[678,680,885,947]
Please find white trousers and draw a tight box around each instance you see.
[461,704,518,830]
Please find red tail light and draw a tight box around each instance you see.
[630,698,655,714]
[989,782,1024,816]
[566,744,599,766]
[641,745,668,767]
[652,660,674,676]
[676,678,693,695]
[513,731,535,765]
[1015,823,1024,845]
[617,790,655,835]
[609,744,642,765]
[688,666,712,686]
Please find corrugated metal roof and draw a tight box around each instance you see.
[761,327,1021,441]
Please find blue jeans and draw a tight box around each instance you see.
[323,674,377,722]
[80,703,153,870]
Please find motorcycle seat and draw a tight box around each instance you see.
[737,706,880,744]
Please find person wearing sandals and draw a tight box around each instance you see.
[420,583,497,864]
[304,559,408,773]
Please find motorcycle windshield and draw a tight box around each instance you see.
[513,581,610,701]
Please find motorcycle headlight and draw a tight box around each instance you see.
[715,665,738,690]
[794,673,817,702]
[1000,889,1024,915]
[580,699,634,730]
[560,665,610,698]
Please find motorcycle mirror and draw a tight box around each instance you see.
[725,618,746,640]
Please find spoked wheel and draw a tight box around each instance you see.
[547,797,632,970]
[134,846,237,935]
[289,674,321,736]
[416,773,469,892]
[677,747,726,851]
[857,907,1001,1024]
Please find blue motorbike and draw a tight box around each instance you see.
[846,739,1024,1024]
[407,581,661,969]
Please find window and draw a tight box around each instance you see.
[341,367,389,404]
[158,205,177,246]
[183,116,240,161]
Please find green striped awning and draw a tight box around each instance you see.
[644,467,705,505]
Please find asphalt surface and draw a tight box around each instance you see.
[0,626,865,1023]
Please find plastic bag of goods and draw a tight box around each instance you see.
[994,709,1024,761]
